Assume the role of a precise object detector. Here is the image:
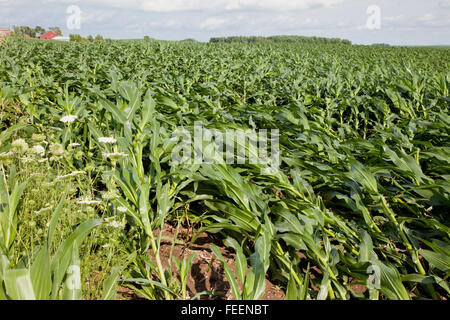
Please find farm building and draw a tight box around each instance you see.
[40,31,58,40]
[53,36,70,41]
[0,28,11,37]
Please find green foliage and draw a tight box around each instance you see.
[70,34,104,43]
[210,35,352,45]
[0,169,104,300]
[34,26,46,38]
[12,26,37,38]
[69,34,88,43]
[48,27,62,36]
[10,26,63,38]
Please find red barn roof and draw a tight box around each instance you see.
[40,31,58,40]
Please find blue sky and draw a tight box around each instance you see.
[1,0,449,45]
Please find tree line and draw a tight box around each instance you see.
[11,26,62,38]
[9,26,108,42]
[69,34,111,42]
[210,35,352,45]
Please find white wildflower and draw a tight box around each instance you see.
[98,137,117,144]
[76,199,101,205]
[32,145,45,156]
[30,173,45,178]
[21,157,34,163]
[55,171,85,181]
[107,220,124,228]
[49,143,64,156]
[34,206,53,214]
[117,206,127,213]
[31,133,46,143]
[11,139,29,153]
[102,152,127,160]
[102,190,120,201]
[68,143,81,148]
[60,115,78,124]
[0,152,14,160]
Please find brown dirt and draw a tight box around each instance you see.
[348,278,368,294]
[117,286,146,300]
[150,223,286,300]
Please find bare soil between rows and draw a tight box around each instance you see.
[118,223,286,300]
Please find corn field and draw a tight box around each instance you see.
[0,37,449,300]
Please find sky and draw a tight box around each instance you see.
[0,0,449,45]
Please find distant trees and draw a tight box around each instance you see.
[34,26,46,38]
[12,26,36,38]
[49,27,63,36]
[69,34,87,42]
[69,34,106,42]
[209,35,352,45]
[10,26,106,42]
[11,26,64,38]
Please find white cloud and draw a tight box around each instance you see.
[199,14,249,30]
[440,0,450,8]
[221,0,343,11]
[200,17,233,30]
[12,0,344,12]
[383,15,405,22]
[274,15,320,28]
[126,18,184,31]
[82,10,116,24]
[417,13,450,27]
[418,13,435,22]
[356,24,367,31]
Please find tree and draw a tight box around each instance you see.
[49,26,62,36]
[22,26,36,37]
[12,26,36,37]
[69,34,88,42]
[95,34,104,41]
[12,26,21,36]
[87,35,94,42]
[208,35,352,45]
[35,26,46,37]
[69,34,81,42]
